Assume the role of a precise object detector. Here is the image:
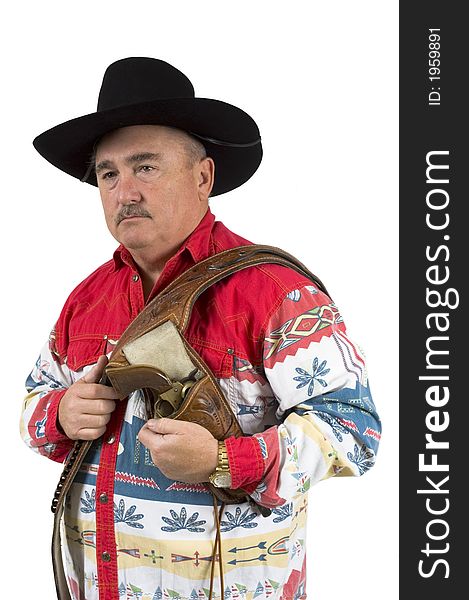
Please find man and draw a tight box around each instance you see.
[21,57,381,600]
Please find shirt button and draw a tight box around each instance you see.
[101,551,111,562]
[106,435,115,444]
[132,274,139,282]
[99,493,108,504]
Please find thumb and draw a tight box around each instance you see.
[146,418,183,435]
[81,355,109,384]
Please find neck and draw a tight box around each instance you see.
[126,209,208,299]
[128,241,181,300]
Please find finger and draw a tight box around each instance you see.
[81,355,109,384]
[77,426,107,441]
[138,424,164,449]
[80,399,117,415]
[76,413,112,429]
[146,418,185,435]
[146,418,210,437]
[78,383,120,401]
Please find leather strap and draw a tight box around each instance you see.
[110,245,327,352]
[51,244,328,600]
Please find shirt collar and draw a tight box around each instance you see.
[181,208,216,263]
[112,208,216,271]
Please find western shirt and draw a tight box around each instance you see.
[21,209,381,600]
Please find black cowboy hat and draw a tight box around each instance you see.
[33,57,262,197]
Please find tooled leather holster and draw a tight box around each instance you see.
[51,244,328,600]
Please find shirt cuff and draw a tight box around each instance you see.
[44,389,70,444]
[225,435,264,491]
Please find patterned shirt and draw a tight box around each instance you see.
[20,209,381,600]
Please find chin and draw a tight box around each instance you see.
[116,223,155,250]
[120,237,152,250]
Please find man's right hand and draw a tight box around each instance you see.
[58,355,119,440]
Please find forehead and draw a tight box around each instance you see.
[95,125,189,158]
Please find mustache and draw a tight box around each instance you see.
[115,205,152,225]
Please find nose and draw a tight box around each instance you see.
[116,172,142,205]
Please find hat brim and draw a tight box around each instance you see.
[33,97,262,197]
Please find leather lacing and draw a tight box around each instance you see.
[209,495,226,600]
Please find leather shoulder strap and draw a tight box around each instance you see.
[112,244,328,356]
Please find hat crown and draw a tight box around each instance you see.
[97,57,195,111]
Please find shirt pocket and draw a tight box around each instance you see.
[65,334,109,372]
[186,337,234,379]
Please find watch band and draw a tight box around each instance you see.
[209,441,232,488]
[218,440,229,469]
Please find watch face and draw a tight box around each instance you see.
[211,472,232,488]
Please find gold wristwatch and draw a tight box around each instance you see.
[208,441,232,488]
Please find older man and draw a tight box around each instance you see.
[21,58,381,600]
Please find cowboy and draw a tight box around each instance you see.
[21,57,381,600]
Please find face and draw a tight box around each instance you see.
[95,125,214,255]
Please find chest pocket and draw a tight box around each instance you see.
[187,338,234,379]
[65,334,110,372]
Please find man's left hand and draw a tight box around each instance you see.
[137,418,219,483]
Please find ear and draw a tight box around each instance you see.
[197,157,215,202]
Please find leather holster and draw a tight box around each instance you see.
[105,318,247,504]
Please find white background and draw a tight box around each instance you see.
[1,1,398,598]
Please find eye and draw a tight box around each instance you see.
[137,165,155,173]
[101,171,117,180]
